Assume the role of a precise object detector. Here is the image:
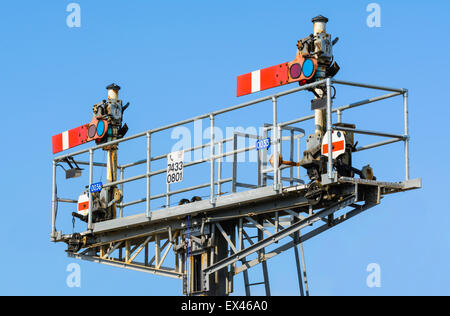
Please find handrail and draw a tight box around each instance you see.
[51,79,410,240]
[53,79,329,162]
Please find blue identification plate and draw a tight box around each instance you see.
[89,182,103,193]
[256,137,271,151]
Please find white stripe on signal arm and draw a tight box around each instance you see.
[62,131,69,151]
[251,70,261,93]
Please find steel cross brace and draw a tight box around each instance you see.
[203,195,356,277]
[234,201,376,275]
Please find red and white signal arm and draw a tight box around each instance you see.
[52,124,89,154]
[321,131,346,159]
[77,192,89,216]
[52,118,108,154]
[236,56,318,97]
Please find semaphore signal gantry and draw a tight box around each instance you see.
[50,15,421,296]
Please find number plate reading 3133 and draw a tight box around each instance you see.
[167,150,184,184]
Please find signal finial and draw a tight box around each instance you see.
[312,15,328,34]
[106,83,121,100]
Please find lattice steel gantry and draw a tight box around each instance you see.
[50,16,421,296]
[51,78,421,296]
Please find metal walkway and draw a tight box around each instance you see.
[51,79,421,295]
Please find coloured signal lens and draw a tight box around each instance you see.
[302,59,314,78]
[88,124,97,138]
[96,120,105,137]
[289,63,302,79]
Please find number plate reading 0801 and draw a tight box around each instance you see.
[167,151,184,184]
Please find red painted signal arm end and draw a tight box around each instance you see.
[52,118,110,154]
[236,62,289,97]
[52,123,90,154]
[236,55,318,97]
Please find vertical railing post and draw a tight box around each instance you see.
[88,149,94,231]
[262,126,268,186]
[278,125,282,186]
[51,160,57,240]
[257,137,262,187]
[289,129,294,186]
[210,114,216,204]
[119,167,124,218]
[146,132,151,218]
[166,183,170,208]
[218,141,223,195]
[272,96,280,191]
[297,136,301,181]
[232,133,237,193]
[403,90,410,181]
[326,78,334,180]
[337,109,342,124]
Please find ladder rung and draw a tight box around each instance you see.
[248,282,265,286]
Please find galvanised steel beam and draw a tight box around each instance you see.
[92,186,280,234]
[101,241,123,259]
[234,202,376,275]
[78,189,310,247]
[68,252,183,280]
[332,126,407,140]
[331,79,406,94]
[203,196,356,276]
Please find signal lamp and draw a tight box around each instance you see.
[88,124,97,138]
[289,63,302,79]
[302,59,314,77]
[97,120,105,137]
[87,119,108,142]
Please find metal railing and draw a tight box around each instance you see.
[51,79,410,239]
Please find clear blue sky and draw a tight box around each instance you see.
[1,0,449,295]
